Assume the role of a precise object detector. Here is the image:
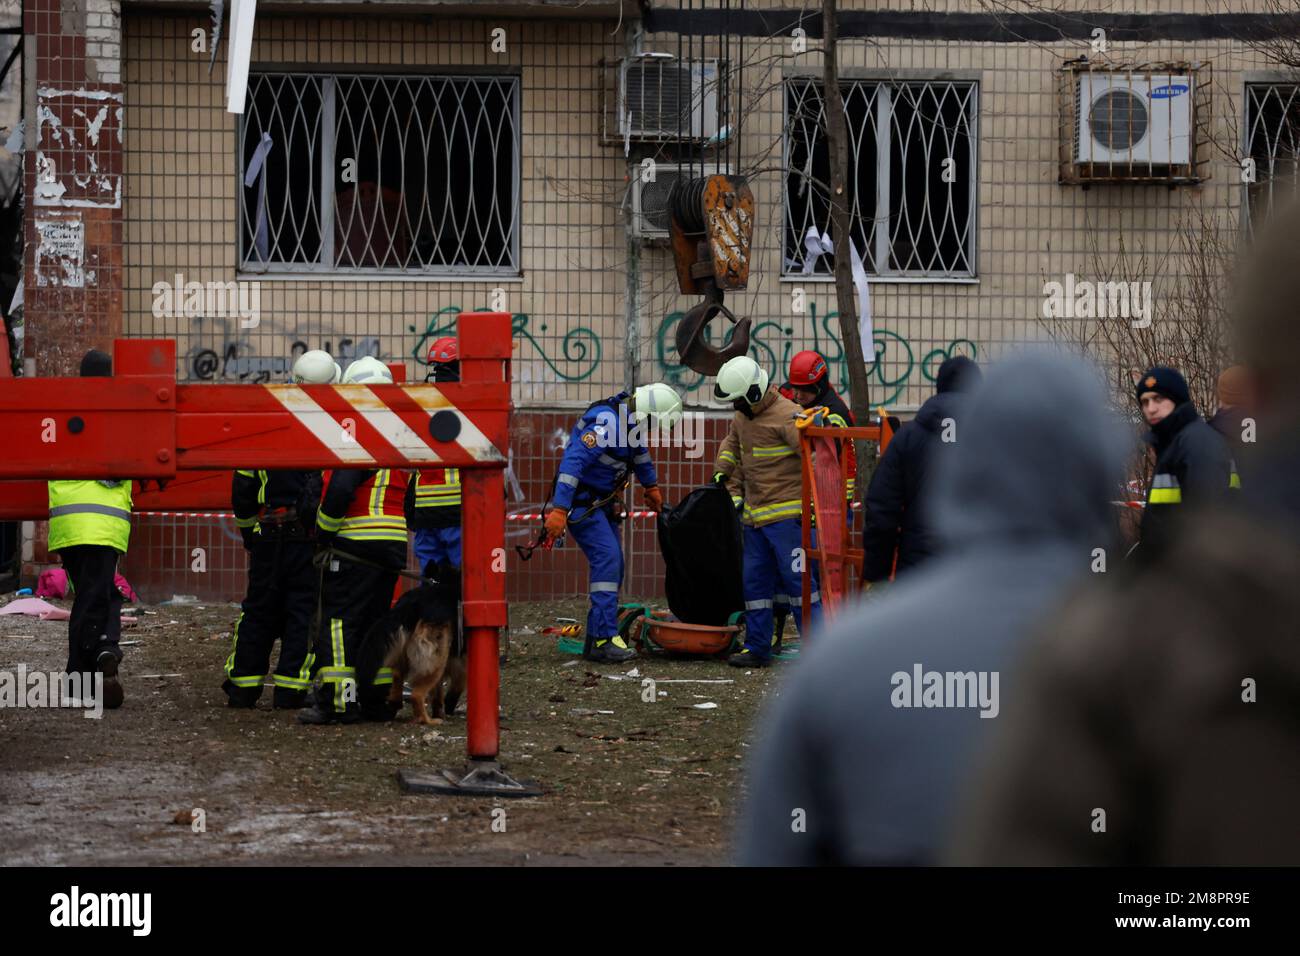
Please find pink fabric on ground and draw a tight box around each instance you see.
[0,597,72,621]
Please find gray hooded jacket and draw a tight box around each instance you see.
[735,353,1127,865]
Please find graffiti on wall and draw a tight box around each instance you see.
[656,302,978,407]
[184,316,382,382]
[408,306,602,382]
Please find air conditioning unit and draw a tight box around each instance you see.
[1074,71,1194,167]
[630,163,728,240]
[620,56,720,142]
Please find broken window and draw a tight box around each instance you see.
[239,72,520,275]
[1244,83,1300,236]
[784,77,977,279]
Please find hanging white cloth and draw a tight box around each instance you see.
[243,131,273,262]
[802,225,874,366]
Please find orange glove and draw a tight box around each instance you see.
[544,507,568,541]
[643,485,664,512]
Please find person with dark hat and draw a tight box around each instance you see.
[1134,365,1237,561]
[860,354,981,584]
[46,349,131,709]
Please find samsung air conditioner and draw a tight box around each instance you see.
[630,162,729,240]
[1074,72,1193,167]
[620,56,720,142]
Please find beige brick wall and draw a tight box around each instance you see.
[122,8,1282,413]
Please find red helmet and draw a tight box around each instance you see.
[427,337,458,364]
[789,350,828,387]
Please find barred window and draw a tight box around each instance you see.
[1244,83,1300,234]
[784,77,977,279]
[239,72,520,276]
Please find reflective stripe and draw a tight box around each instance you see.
[234,515,258,529]
[273,674,311,690]
[1149,488,1182,504]
[557,473,580,487]
[1229,469,1241,490]
[591,581,620,592]
[48,503,131,521]
[372,666,394,686]
[718,450,738,465]
[317,511,343,533]
[752,444,796,459]
[745,599,773,610]
[633,452,652,465]
[808,591,821,604]
[597,453,623,468]
[235,469,257,478]
[1151,474,1180,488]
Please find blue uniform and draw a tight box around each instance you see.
[549,393,658,641]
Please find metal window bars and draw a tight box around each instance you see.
[1057,59,1211,186]
[239,72,521,276]
[1243,83,1300,237]
[783,77,978,280]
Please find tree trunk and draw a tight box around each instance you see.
[821,0,877,486]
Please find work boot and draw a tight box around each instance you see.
[272,689,308,710]
[221,678,260,709]
[728,648,771,669]
[297,703,361,725]
[585,636,636,664]
[96,650,124,709]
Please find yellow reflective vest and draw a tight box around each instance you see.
[47,479,133,554]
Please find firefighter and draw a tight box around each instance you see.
[407,337,462,573]
[47,349,130,709]
[773,351,853,648]
[544,382,682,664]
[221,351,334,710]
[1135,366,1238,563]
[299,357,409,724]
[714,355,822,668]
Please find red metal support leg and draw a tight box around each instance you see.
[462,466,506,759]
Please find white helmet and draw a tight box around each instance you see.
[291,349,339,385]
[631,382,683,429]
[713,355,768,405]
[342,356,393,385]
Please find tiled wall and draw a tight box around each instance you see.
[103,3,1276,600]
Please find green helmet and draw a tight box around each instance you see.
[713,355,768,405]
[631,382,683,428]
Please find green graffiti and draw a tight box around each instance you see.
[655,302,979,408]
[408,306,601,382]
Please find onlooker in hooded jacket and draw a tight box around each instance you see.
[1134,366,1236,563]
[735,353,1127,866]
[860,355,981,583]
[949,200,1300,867]
[1207,364,1254,485]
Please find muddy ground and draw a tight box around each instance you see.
[0,596,789,866]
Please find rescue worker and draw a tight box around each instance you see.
[221,350,334,710]
[861,355,981,584]
[300,356,409,724]
[47,349,130,709]
[407,337,462,573]
[713,355,822,668]
[543,382,682,664]
[1135,365,1238,562]
[775,351,854,649]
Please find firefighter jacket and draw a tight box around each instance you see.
[317,468,408,544]
[714,386,805,528]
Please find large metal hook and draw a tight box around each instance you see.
[675,297,752,376]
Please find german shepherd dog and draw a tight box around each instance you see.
[356,563,465,724]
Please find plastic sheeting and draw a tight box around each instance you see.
[657,482,744,626]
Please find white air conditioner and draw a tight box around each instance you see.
[1074,72,1193,166]
[620,56,720,142]
[629,163,729,240]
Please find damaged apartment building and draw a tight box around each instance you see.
[2,0,1298,600]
